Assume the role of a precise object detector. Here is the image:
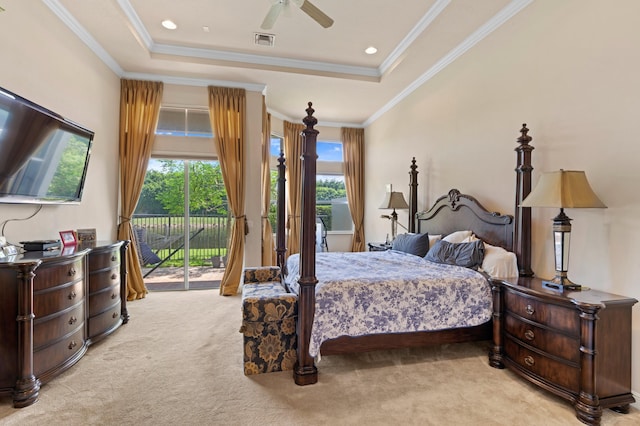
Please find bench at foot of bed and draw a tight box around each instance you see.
[240,267,297,375]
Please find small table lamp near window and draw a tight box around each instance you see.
[521,169,606,291]
[380,191,409,241]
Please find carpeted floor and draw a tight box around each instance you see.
[0,289,637,425]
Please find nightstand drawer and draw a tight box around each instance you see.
[504,289,579,335]
[504,338,579,393]
[504,313,579,363]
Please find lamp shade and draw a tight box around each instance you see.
[379,191,409,210]
[521,170,606,209]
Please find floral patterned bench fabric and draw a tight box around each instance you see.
[241,267,297,375]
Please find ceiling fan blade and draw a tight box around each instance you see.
[261,3,284,30]
[299,0,334,28]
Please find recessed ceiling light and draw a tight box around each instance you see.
[365,46,378,55]
[162,19,177,30]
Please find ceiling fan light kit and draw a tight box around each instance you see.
[261,0,334,30]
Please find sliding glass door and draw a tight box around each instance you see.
[134,158,227,291]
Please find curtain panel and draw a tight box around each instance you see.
[283,121,304,256]
[117,79,163,300]
[261,97,275,266]
[342,127,366,252]
[208,86,247,296]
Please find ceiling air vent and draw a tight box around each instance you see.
[254,33,275,47]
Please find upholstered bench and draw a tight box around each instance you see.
[240,266,297,375]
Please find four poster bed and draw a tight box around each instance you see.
[275,103,534,385]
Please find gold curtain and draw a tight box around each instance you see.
[261,97,275,266]
[117,79,163,300]
[208,86,246,296]
[342,127,366,252]
[283,120,304,256]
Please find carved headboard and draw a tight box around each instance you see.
[416,189,514,251]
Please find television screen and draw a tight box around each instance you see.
[0,86,94,204]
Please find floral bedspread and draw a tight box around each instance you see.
[284,250,492,358]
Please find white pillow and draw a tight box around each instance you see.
[428,234,442,248]
[480,243,519,278]
[442,230,473,244]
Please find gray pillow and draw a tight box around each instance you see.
[391,233,430,257]
[424,239,485,269]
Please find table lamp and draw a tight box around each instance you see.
[521,170,606,291]
[380,191,409,241]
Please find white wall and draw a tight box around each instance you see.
[0,2,120,243]
[365,0,640,396]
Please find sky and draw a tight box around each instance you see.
[270,138,343,162]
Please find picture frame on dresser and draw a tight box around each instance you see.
[59,230,77,246]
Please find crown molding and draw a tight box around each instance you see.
[365,0,534,127]
[123,72,266,93]
[43,0,124,75]
[44,0,533,128]
[379,0,450,76]
[117,0,379,81]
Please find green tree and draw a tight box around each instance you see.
[136,170,167,214]
[137,160,227,216]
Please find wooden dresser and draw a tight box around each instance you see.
[83,241,129,344]
[490,277,637,425]
[0,241,129,408]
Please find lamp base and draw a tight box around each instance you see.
[541,276,587,292]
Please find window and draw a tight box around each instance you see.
[269,136,352,232]
[156,107,212,138]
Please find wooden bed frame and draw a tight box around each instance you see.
[275,103,534,385]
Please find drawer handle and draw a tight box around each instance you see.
[68,267,76,276]
[112,312,119,319]
[68,341,77,350]
[69,316,77,325]
[111,255,118,262]
[525,304,535,315]
[524,356,535,367]
[111,273,118,280]
[68,291,77,300]
[524,330,535,341]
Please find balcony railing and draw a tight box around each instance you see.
[132,214,229,267]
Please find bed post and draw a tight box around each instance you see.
[514,124,534,277]
[408,157,418,233]
[276,152,287,270]
[294,102,319,385]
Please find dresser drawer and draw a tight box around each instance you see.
[504,289,579,335]
[33,303,85,349]
[504,337,579,393]
[33,258,85,292]
[33,327,85,378]
[504,313,580,363]
[88,248,120,271]
[88,267,120,294]
[88,284,121,315]
[88,305,122,338]
[34,280,85,317]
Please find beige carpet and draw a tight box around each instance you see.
[0,289,637,426]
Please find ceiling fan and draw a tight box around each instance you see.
[261,0,334,30]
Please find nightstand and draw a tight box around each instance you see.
[489,276,637,425]
[367,242,391,252]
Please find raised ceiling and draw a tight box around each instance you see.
[46,0,533,126]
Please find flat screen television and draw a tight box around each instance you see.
[0,86,94,204]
